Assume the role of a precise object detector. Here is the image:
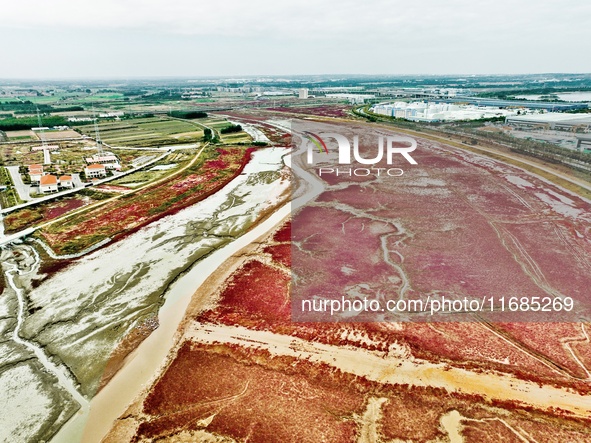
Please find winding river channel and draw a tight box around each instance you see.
[80,127,326,442]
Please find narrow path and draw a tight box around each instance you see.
[6,165,31,201]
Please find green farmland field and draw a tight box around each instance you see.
[77,117,204,147]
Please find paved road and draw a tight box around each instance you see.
[6,166,32,201]
[0,227,36,247]
[72,173,83,188]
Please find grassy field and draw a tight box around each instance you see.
[110,151,193,187]
[0,167,21,208]
[77,117,204,147]
[16,92,84,104]
[200,116,231,131]
[40,129,81,140]
[110,170,171,187]
[5,130,37,141]
[220,131,252,144]
[19,92,125,105]
[75,93,125,103]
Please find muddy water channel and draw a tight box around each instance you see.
[0,148,289,443]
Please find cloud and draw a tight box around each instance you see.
[1,0,590,77]
[3,0,589,43]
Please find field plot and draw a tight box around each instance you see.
[219,130,252,144]
[74,93,125,103]
[3,189,116,234]
[109,150,193,188]
[38,129,82,140]
[4,130,38,141]
[77,117,204,147]
[18,92,88,105]
[200,116,234,132]
[197,116,251,144]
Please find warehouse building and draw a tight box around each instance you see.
[505,114,591,132]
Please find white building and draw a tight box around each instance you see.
[298,88,309,99]
[39,175,58,193]
[59,175,73,188]
[28,164,44,183]
[68,117,93,123]
[85,164,107,178]
[99,111,124,118]
[31,144,59,152]
[371,101,526,122]
[326,93,375,104]
[85,154,121,171]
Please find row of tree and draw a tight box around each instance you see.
[0,101,84,114]
[203,128,219,143]
[169,110,208,119]
[220,123,242,134]
[0,116,68,131]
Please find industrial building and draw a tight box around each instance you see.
[85,154,121,171]
[371,101,523,122]
[505,113,591,132]
[327,93,375,104]
[442,97,588,112]
[576,135,591,151]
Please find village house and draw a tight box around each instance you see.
[84,163,107,179]
[59,175,73,188]
[39,175,58,193]
[28,164,44,183]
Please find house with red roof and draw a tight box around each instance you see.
[59,175,73,188]
[84,163,107,179]
[39,174,58,193]
[28,164,44,183]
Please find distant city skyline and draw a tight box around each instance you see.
[1,0,590,79]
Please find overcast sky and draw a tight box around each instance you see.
[1,0,590,78]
